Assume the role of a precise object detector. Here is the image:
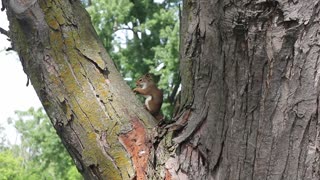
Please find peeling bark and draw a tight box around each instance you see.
[119,118,151,180]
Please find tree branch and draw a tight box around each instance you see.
[6,47,13,51]
[1,0,5,11]
[0,27,8,37]
[113,27,142,34]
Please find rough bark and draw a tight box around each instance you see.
[166,0,320,179]
[5,0,320,179]
[4,0,157,179]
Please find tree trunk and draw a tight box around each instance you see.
[4,0,320,179]
[4,0,157,179]
[168,0,320,179]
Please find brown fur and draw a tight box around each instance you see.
[133,74,163,119]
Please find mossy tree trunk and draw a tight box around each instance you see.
[5,0,157,179]
[5,0,320,179]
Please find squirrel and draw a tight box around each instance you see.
[133,73,163,120]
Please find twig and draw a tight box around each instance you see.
[6,47,13,51]
[0,27,8,37]
[1,0,5,11]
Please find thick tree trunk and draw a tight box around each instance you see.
[168,0,320,179]
[4,0,157,179]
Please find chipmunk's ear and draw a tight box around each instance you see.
[145,73,151,78]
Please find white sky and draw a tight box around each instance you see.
[0,8,42,144]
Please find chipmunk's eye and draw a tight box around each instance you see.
[139,79,142,81]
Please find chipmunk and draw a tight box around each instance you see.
[133,73,163,120]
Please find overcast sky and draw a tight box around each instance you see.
[0,8,42,144]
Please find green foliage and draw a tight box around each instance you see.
[0,150,24,180]
[87,0,181,118]
[0,125,8,151]
[87,0,133,51]
[1,108,82,180]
